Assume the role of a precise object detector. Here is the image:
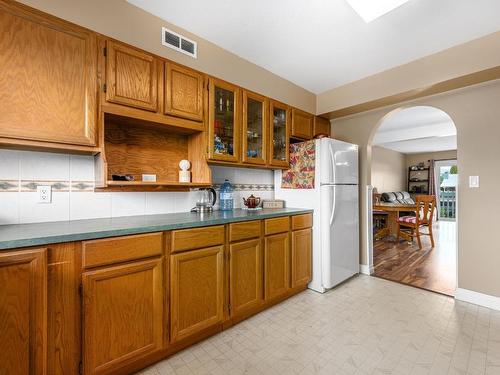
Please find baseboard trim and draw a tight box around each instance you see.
[360,264,373,275]
[455,288,500,311]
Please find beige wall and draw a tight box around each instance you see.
[18,0,316,113]
[406,150,457,170]
[317,31,500,114]
[332,80,500,298]
[371,147,407,193]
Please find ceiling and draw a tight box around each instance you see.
[372,106,457,154]
[127,0,500,94]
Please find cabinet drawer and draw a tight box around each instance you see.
[229,220,261,242]
[292,214,313,231]
[82,232,163,268]
[264,216,290,235]
[171,225,225,253]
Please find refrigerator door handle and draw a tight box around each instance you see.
[329,144,336,183]
[329,185,336,226]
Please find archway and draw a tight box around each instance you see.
[367,105,458,296]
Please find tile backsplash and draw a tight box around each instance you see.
[0,149,274,225]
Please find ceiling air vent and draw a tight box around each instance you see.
[162,27,197,58]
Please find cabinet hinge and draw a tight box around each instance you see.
[79,361,83,375]
[78,283,83,296]
[228,303,231,313]
[103,47,107,57]
[103,84,107,93]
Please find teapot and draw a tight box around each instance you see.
[242,194,261,209]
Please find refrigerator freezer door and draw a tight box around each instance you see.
[320,184,359,289]
[319,139,358,185]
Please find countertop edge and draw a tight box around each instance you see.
[0,209,313,251]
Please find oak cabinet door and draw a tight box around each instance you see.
[0,3,97,146]
[313,116,331,137]
[269,101,290,168]
[170,246,224,342]
[264,233,290,300]
[242,91,268,165]
[106,40,158,111]
[208,78,241,163]
[291,108,314,140]
[0,248,47,375]
[165,62,204,121]
[82,258,164,375]
[229,239,262,317]
[291,229,312,288]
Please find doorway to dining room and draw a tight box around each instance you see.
[368,106,458,296]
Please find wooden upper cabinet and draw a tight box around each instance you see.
[264,232,290,301]
[291,108,314,140]
[82,258,164,375]
[229,239,263,317]
[165,62,204,121]
[170,246,224,343]
[269,100,290,168]
[313,116,331,137]
[0,2,97,147]
[105,40,158,112]
[208,78,241,163]
[0,248,47,375]
[291,228,312,288]
[242,90,268,165]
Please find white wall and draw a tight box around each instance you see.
[0,150,274,225]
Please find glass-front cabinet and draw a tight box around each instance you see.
[242,91,268,165]
[208,78,240,163]
[269,100,290,167]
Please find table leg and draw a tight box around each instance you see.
[387,211,399,239]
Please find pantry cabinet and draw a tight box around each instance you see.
[0,248,47,375]
[164,62,204,121]
[170,246,224,342]
[208,78,241,163]
[269,100,291,167]
[242,90,268,165]
[0,1,97,149]
[105,40,159,112]
[291,108,314,140]
[82,257,164,375]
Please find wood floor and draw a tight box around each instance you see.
[373,221,456,296]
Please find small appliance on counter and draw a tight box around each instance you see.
[191,187,217,213]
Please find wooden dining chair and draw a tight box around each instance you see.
[397,195,436,250]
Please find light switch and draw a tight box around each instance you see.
[469,176,480,188]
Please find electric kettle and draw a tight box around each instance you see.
[191,188,217,213]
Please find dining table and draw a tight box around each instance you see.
[373,202,418,239]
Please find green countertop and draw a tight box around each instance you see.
[0,208,313,251]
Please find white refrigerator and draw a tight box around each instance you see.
[275,138,359,293]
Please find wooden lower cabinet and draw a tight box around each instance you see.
[291,228,312,288]
[170,246,224,343]
[229,239,262,317]
[264,233,290,300]
[82,257,164,375]
[0,248,47,375]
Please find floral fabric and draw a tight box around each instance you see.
[281,140,316,189]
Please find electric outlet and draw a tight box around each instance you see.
[37,185,52,203]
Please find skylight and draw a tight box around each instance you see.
[346,0,411,23]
